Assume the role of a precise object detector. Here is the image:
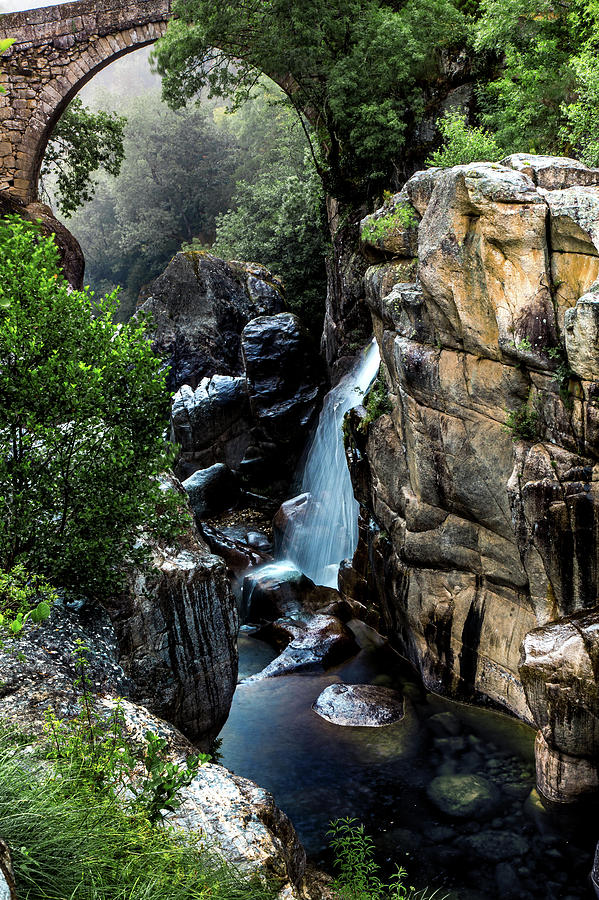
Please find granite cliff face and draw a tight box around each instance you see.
[348,155,599,803]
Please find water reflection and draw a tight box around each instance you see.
[221,634,596,899]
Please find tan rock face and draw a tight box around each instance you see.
[353,156,599,802]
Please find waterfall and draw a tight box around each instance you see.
[282,339,381,587]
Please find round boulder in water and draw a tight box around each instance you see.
[312,683,404,726]
[427,774,500,820]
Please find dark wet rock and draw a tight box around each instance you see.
[312,683,404,726]
[241,313,324,446]
[182,463,240,521]
[273,493,310,556]
[464,831,529,862]
[427,774,500,820]
[242,562,314,621]
[247,531,271,552]
[105,474,239,747]
[139,252,284,392]
[246,615,358,681]
[592,842,599,898]
[171,376,252,473]
[200,523,271,580]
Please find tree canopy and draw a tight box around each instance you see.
[0,216,183,600]
[41,97,126,218]
[152,0,470,199]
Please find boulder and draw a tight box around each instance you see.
[241,313,324,446]
[171,376,252,472]
[105,475,239,747]
[139,252,284,391]
[200,523,271,583]
[427,774,500,820]
[312,683,404,726]
[245,614,358,681]
[241,562,314,622]
[182,463,241,520]
[273,493,311,556]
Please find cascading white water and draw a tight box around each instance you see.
[282,339,380,587]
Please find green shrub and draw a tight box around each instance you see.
[0,725,276,900]
[504,391,541,441]
[426,111,503,168]
[362,204,417,245]
[0,564,55,639]
[359,374,392,432]
[328,817,445,899]
[0,216,187,601]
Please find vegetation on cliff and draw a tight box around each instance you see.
[0,217,185,601]
[152,0,470,199]
[0,724,275,899]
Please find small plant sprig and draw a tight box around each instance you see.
[328,818,446,900]
[44,641,208,823]
[0,564,55,641]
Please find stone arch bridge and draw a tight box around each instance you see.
[0,0,172,204]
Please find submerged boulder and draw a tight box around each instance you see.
[312,683,404,726]
[427,774,500,820]
[246,614,358,681]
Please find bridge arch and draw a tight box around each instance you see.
[0,0,171,204]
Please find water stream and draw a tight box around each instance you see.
[220,341,596,898]
[282,339,380,587]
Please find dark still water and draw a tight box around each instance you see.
[219,631,596,900]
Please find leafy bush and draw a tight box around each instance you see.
[426,111,503,168]
[328,817,445,899]
[0,216,186,601]
[504,391,541,441]
[0,724,276,900]
[0,564,55,639]
[44,641,207,823]
[361,204,418,244]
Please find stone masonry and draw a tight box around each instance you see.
[0,0,171,203]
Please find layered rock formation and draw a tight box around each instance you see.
[158,255,325,495]
[104,475,239,748]
[349,155,599,802]
[139,252,285,392]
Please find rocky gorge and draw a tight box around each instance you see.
[344,154,599,810]
[3,152,599,900]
